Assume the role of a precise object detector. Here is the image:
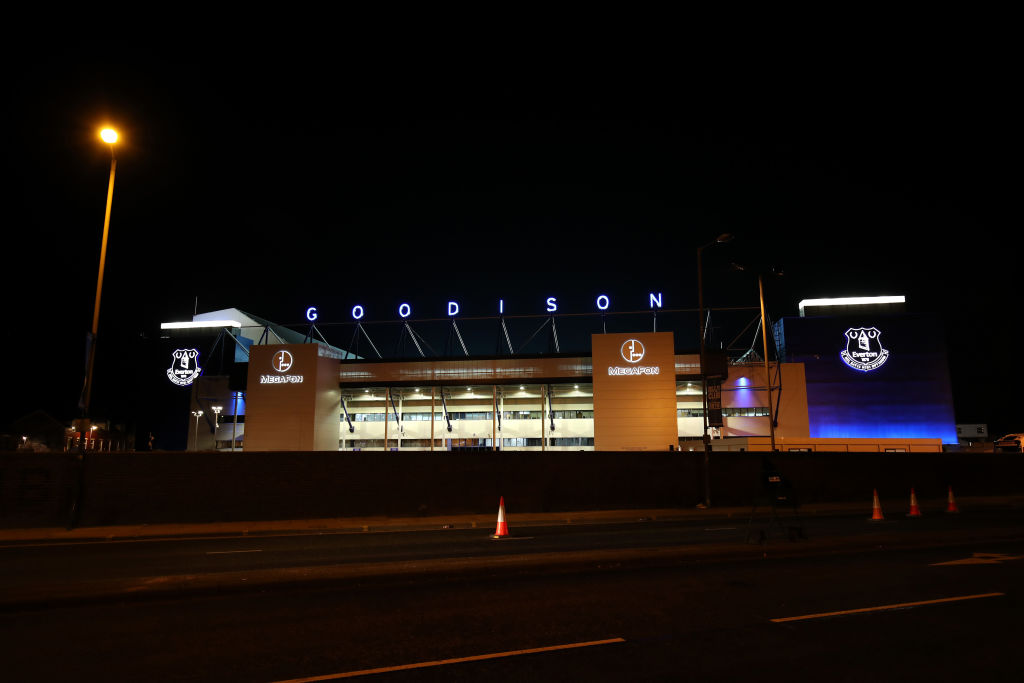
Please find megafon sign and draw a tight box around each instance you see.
[607,339,662,376]
[259,349,305,384]
[592,332,678,451]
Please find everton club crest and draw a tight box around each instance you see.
[167,348,202,386]
[841,327,890,372]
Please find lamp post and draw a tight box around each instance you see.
[697,233,733,508]
[191,410,203,451]
[231,392,240,452]
[81,127,119,419]
[211,406,222,450]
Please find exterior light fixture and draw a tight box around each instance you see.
[190,410,203,451]
[81,126,120,420]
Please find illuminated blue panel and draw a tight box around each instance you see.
[778,313,958,444]
[228,392,246,417]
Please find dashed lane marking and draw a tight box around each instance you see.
[205,549,263,555]
[268,637,626,681]
[770,593,1005,623]
[930,553,1024,566]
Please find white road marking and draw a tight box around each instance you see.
[930,552,1024,566]
[205,549,263,555]
[771,592,1005,623]
[269,637,626,681]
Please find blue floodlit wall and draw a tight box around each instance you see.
[775,313,958,443]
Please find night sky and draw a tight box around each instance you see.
[6,44,1020,443]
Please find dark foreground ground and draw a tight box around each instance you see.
[1,500,1022,681]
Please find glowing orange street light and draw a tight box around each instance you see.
[81,127,119,419]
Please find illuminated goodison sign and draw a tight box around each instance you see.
[304,293,665,322]
[607,339,662,376]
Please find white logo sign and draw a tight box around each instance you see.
[841,327,890,372]
[272,350,294,373]
[621,339,646,363]
[262,349,304,384]
[166,349,202,386]
[609,338,660,376]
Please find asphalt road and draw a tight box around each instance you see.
[1,539,1022,682]
[1,508,1023,681]
[2,507,1023,605]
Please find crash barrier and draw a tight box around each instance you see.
[1,450,1023,528]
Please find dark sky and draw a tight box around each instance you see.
[5,43,1020,439]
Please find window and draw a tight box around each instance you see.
[550,410,593,419]
[678,408,771,418]
[550,437,594,446]
[397,439,444,447]
[502,437,544,447]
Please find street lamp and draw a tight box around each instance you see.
[81,127,119,419]
[211,406,222,449]
[697,233,733,508]
[191,410,203,451]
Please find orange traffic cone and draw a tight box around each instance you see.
[946,486,960,514]
[906,488,922,518]
[869,489,885,521]
[491,496,510,539]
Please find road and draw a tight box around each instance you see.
[1,508,1022,681]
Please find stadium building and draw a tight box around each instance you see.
[160,296,957,453]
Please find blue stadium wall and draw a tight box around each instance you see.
[775,313,958,443]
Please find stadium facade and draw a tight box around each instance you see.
[162,296,957,453]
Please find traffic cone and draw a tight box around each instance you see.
[491,496,510,539]
[946,485,960,514]
[906,488,922,518]
[869,489,885,521]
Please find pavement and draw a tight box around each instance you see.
[2,495,1023,544]
[2,495,1024,609]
